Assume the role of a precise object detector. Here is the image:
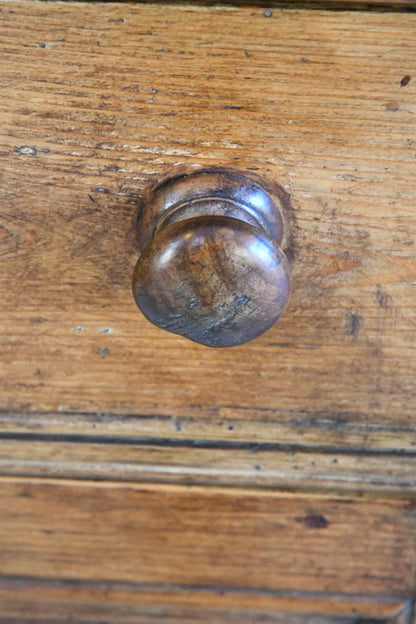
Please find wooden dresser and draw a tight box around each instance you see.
[1,0,415,621]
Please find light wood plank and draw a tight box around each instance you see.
[0,3,415,620]
[1,409,416,451]
[0,576,411,623]
[2,408,416,493]
[72,0,416,10]
[0,436,415,493]
[0,2,415,441]
[0,478,415,596]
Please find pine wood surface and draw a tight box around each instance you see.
[1,2,416,619]
[1,478,415,596]
[80,0,416,10]
[1,434,416,493]
[0,577,411,623]
[1,1,416,442]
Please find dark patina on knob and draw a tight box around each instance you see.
[132,169,291,347]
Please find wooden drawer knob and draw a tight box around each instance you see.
[132,169,291,347]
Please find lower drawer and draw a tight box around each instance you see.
[0,478,414,621]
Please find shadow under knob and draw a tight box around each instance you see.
[132,169,291,348]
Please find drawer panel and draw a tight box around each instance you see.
[0,578,411,624]
[0,478,415,596]
[1,3,416,620]
[0,1,415,435]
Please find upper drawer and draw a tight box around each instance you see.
[0,1,415,443]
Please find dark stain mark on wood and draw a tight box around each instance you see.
[298,514,329,529]
[400,75,411,87]
[263,10,273,17]
[19,489,33,498]
[97,347,110,359]
[223,105,243,110]
[103,165,122,172]
[376,284,392,309]
[32,317,47,324]
[345,311,362,340]
[403,500,416,513]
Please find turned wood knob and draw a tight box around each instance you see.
[132,169,291,347]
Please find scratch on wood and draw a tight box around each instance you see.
[376,284,392,309]
[345,311,362,340]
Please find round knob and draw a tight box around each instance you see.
[132,169,291,348]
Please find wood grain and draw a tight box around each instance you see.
[1,409,416,451]
[86,0,416,11]
[0,577,411,623]
[0,478,415,597]
[0,1,415,441]
[2,408,416,494]
[1,2,416,619]
[1,434,416,494]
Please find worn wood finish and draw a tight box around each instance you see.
[1,478,415,596]
[1,435,416,494]
[100,0,416,10]
[2,409,416,452]
[1,1,416,619]
[2,410,416,495]
[0,578,412,624]
[0,1,416,429]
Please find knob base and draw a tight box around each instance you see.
[137,169,285,251]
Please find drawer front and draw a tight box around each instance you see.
[1,1,415,426]
[0,478,414,622]
[0,1,416,621]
